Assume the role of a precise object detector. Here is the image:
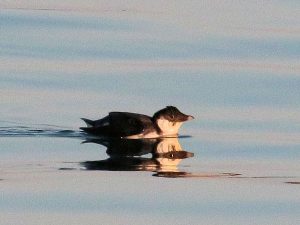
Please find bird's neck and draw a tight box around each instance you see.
[155,118,182,136]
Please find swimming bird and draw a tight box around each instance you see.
[80,106,194,138]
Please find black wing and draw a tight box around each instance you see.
[108,112,153,137]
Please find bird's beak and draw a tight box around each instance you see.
[186,115,194,121]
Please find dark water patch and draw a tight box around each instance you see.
[230,176,298,180]
[285,181,300,185]
[154,172,241,178]
[178,135,193,138]
[59,168,77,171]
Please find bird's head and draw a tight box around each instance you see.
[152,106,194,136]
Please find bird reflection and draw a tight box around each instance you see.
[81,138,194,177]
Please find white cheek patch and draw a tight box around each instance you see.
[157,119,169,132]
[157,119,183,135]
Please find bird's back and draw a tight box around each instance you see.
[81,112,154,137]
[108,112,153,137]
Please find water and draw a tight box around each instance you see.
[1,1,300,224]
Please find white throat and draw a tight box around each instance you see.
[156,118,183,136]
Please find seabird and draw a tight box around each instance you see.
[80,106,194,138]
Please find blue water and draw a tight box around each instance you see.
[1,2,300,225]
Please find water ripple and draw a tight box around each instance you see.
[0,122,83,138]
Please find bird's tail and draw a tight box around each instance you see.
[81,118,95,127]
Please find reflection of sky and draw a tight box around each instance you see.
[2,71,300,107]
[1,9,300,60]
[1,2,300,225]
[2,191,300,215]
[1,138,300,225]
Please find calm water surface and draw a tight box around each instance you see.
[1,1,300,225]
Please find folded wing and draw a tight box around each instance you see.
[81,112,153,137]
[108,112,153,137]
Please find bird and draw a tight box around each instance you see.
[80,106,194,138]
